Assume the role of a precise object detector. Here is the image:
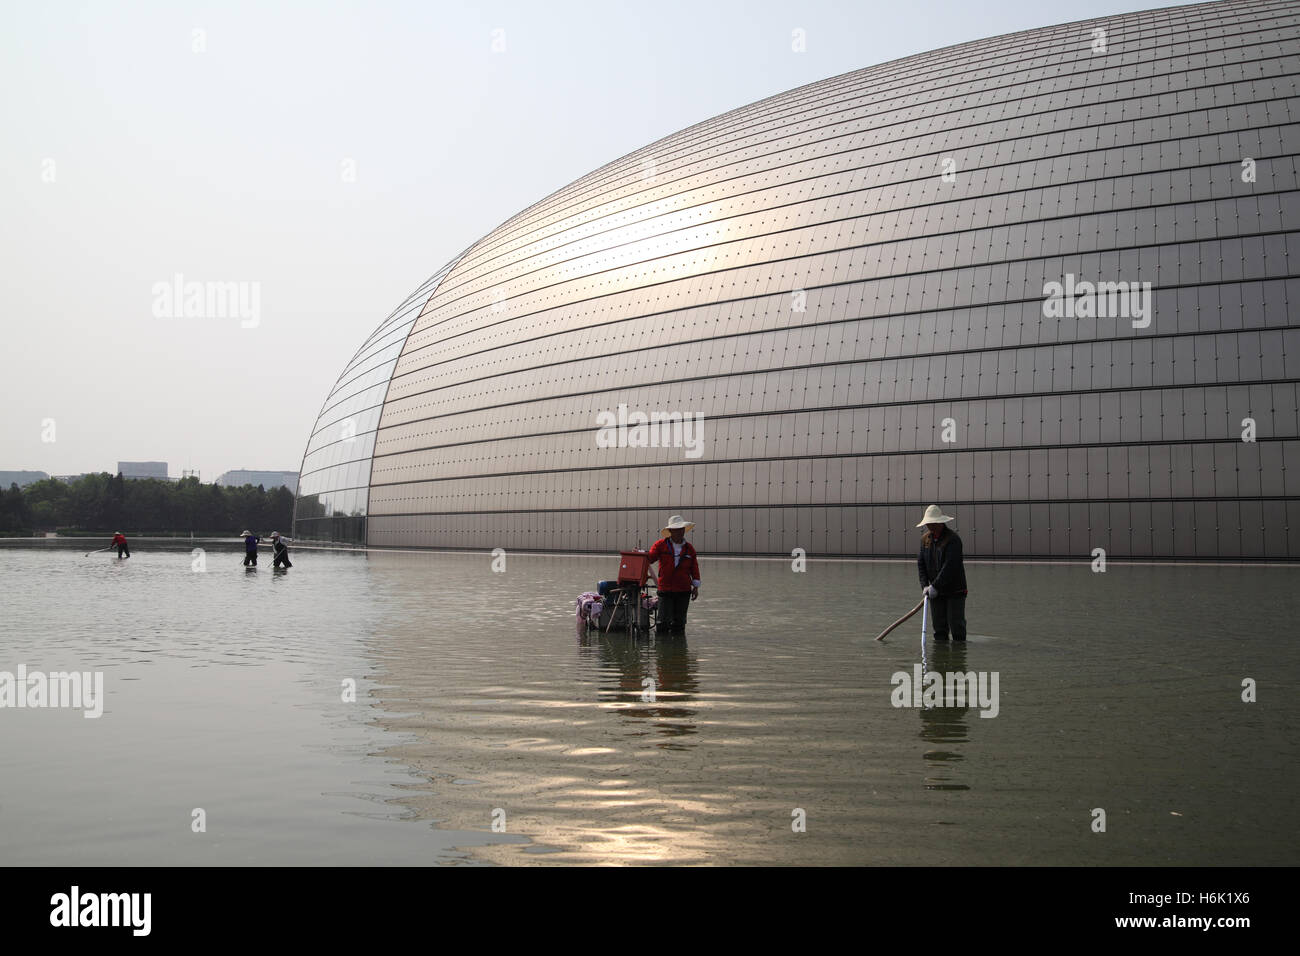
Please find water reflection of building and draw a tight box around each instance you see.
[295,0,1300,559]
[217,469,299,492]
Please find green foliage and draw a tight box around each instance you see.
[0,483,32,533]
[15,473,295,534]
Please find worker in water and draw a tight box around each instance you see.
[110,531,130,558]
[647,515,700,634]
[242,530,260,566]
[916,505,968,641]
[270,531,292,569]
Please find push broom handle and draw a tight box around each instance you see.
[874,597,926,643]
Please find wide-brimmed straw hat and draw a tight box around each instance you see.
[661,514,695,535]
[915,505,955,527]
[240,530,251,536]
[271,531,280,538]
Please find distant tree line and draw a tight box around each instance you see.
[0,473,295,535]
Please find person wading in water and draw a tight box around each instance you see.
[916,505,968,641]
[270,531,292,569]
[647,515,700,634]
[110,531,130,558]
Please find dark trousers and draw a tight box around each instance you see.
[273,549,291,568]
[116,544,130,557]
[930,594,966,641]
[245,549,258,566]
[656,591,691,633]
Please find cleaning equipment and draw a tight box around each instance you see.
[575,550,657,635]
[604,551,652,635]
[874,597,926,642]
[84,547,111,557]
[920,592,929,645]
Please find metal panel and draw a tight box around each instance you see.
[294,1,1300,557]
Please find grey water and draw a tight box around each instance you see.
[1,542,1296,865]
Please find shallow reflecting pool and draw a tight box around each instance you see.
[1,543,1295,865]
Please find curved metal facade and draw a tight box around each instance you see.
[296,0,1300,559]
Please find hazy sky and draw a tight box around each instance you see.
[1,0,1204,481]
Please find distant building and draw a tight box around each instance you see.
[51,472,173,483]
[217,469,298,493]
[118,461,168,480]
[0,470,50,488]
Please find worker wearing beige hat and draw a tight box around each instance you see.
[647,515,701,634]
[269,531,293,569]
[916,505,968,641]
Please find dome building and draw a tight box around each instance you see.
[295,0,1300,559]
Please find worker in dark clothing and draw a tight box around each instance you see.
[110,531,130,558]
[916,505,967,641]
[242,530,260,566]
[270,531,292,569]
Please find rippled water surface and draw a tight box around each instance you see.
[2,543,1297,865]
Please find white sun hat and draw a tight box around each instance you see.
[661,514,696,534]
[916,505,955,527]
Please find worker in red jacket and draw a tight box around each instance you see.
[110,531,130,558]
[647,515,700,634]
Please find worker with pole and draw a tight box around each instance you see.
[916,505,967,641]
[269,531,292,569]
